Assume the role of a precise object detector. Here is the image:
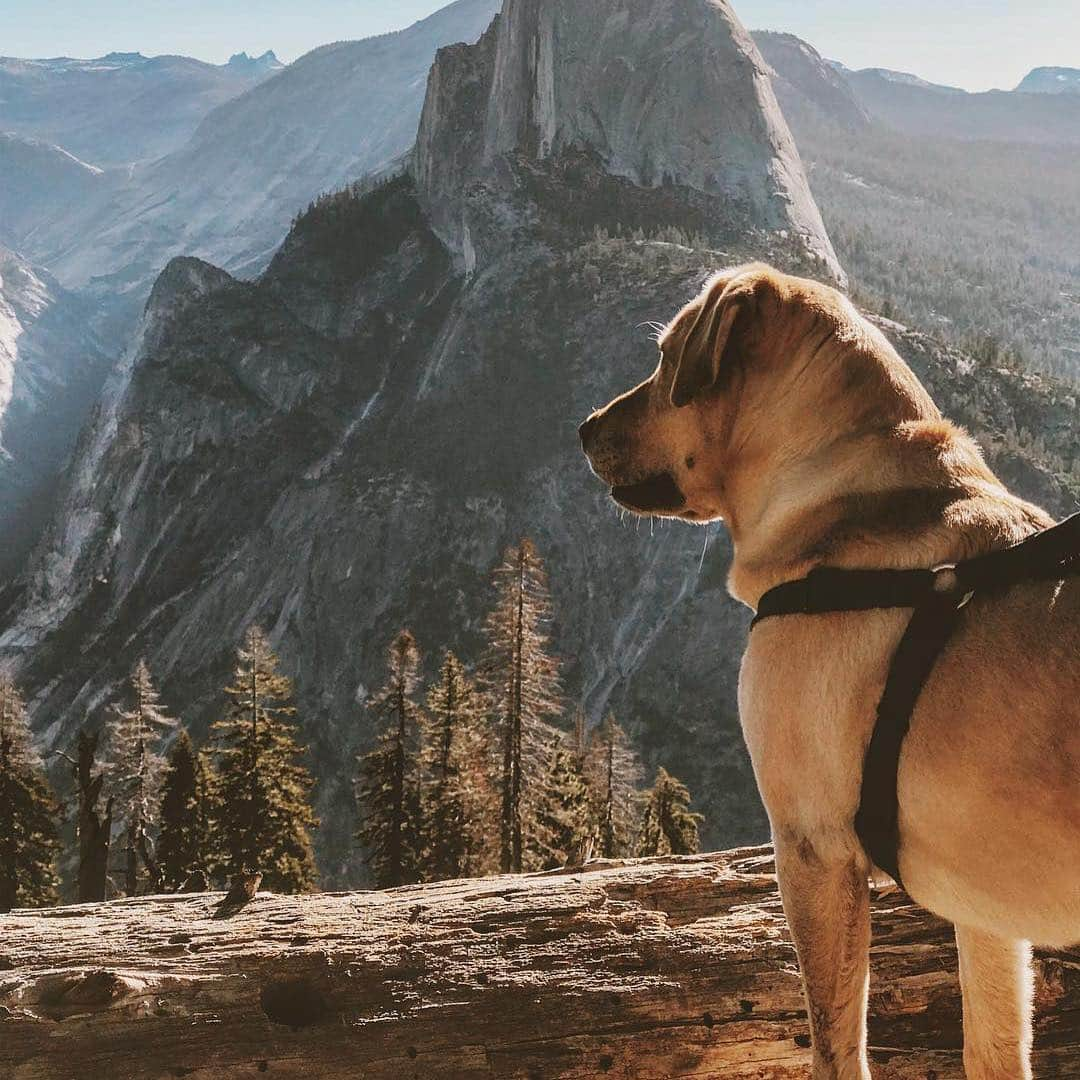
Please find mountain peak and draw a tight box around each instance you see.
[146,257,235,321]
[855,67,963,93]
[752,30,870,132]
[1016,66,1080,95]
[99,51,146,64]
[415,0,842,280]
[227,50,282,72]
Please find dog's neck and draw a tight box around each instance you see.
[723,389,1049,611]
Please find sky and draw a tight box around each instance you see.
[0,0,1076,93]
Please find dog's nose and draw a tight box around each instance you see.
[578,414,600,451]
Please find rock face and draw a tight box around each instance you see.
[2,0,1076,889]
[4,847,1079,1079]
[416,0,843,280]
[0,247,110,576]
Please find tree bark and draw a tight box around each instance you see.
[73,728,112,904]
[1,846,1077,1079]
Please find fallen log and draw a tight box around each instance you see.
[1,846,1077,1079]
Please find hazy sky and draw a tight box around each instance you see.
[1,0,1076,93]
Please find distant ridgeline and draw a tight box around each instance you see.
[754,31,1080,384]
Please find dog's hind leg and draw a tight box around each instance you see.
[955,925,1033,1080]
[774,837,872,1080]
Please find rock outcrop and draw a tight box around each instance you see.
[4,847,1078,1078]
[416,0,843,280]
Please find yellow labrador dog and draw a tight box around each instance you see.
[579,263,1079,1079]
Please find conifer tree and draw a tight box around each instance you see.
[0,680,59,911]
[483,538,563,873]
[157,729,212,890]
[638,767,704,857]
[420,651,494,882]
[534,743,591,869]
[208,626,318,893]
[357,630,425,888]
[107,660,177,895]
[586,713,643,859]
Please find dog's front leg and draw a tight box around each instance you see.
[955,925,1033,1079]
[774,835,872,1080]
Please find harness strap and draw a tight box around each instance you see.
[854,592,966,885]
[751,511,1080,889]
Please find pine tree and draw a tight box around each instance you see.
[107,660,177,895]
[0,680,59,911]
[357,630,425,888]
[208,626,318,893]
[638,768,704,857]
[420,651,494,882]
[534,743,591,869]
[483,539,563,873]
[586,713,643,859]
[157,729,212,890]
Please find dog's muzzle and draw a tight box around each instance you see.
[610,472,686,513]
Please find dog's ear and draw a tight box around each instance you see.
[668,278,755,408]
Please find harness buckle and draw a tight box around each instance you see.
[931,566,975,609]
[931,567,960,594]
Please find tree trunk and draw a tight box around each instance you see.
[73,729,112,904]
[2,846,1077,1079]
[125,820,138,897]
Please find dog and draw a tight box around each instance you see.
[579,263,1079,1079]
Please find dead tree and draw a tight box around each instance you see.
[1,847,1077,1078]
[72,728,113,903]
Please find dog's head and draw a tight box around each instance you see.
[580,263,792,524]
[580,262,938,530]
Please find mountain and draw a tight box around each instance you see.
[805,54,1080,144]
[753,32,869,131]
[0,248,111,575]
[0,50,282,168]
[0,134,104,249]
[847,67,962,92]
[842,68,1080,144]
[0,0,845,884]
[0,0,506,591]
[1016,67,1080,95]
[756,31,1080,384]
[224,50,282,76]
[19,0,504,292]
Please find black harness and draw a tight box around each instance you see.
[751,512,1080,888]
